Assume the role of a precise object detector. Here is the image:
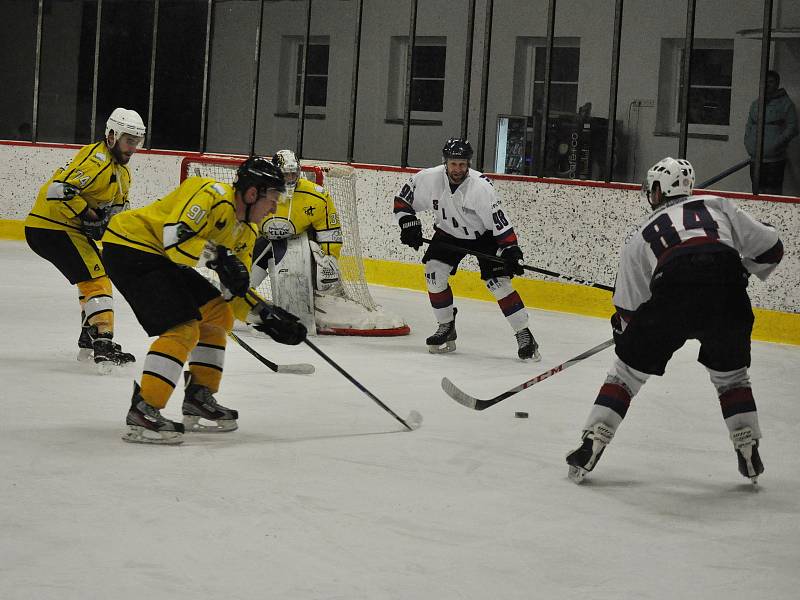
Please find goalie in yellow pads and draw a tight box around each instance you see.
[101,157,307,445]
[251,149,343,297]
[24,107,144,373]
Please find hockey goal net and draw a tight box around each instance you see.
[180,155,409,336]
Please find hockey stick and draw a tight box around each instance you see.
[421,238,614,292]
[229,331,315,375]
[442,338,615,410]
[303,338,422,431]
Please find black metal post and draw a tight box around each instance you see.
[296,0,312,157]
[248,0,265,156]
[535,0,556,177]
[476,0,493,172]
[753,0,774,195]
[346,0,364,163]
[400,0,418,168]
[677,0,696,158]
[604,0,624,182]
[460,0,476,140]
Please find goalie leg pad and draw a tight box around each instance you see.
[267,233,316,335]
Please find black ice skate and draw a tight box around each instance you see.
[92,332,136,374]
[77,322,95,362]
[182,372,239,433]
[566,422,615,484]
[515,327,541,361]
[123,382,184,445]
[426,308,457,354]
[731,427,764,485]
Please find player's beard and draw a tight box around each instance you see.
[110,144,132,165]
[447,168,467,185]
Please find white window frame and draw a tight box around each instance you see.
[512,37,581,116]
[656,38,733,135]
[278,35,329,115]
[387,36,447,120]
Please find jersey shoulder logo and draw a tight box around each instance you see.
[304,206,315,216]
[210,183,226,196]
[94,152,107,162]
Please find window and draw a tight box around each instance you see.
[279,36,329,114]
[513,38,580,116]
[388,36,447,119]
[657,39,733,132]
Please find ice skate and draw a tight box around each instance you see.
[427,308,457,354]
[77,323,95,362]
[122,382,184,445]
[515,327,541,361]
[92,332,136,374]
[566,422,615,484]
[730,427,763,485]
[182,372,238,433]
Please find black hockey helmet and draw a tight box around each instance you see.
[442,138,474,161]
[234,156,286,195]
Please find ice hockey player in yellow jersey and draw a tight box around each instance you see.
[101,156,307,445]
[24,107,145,373]
[252,149,343,293]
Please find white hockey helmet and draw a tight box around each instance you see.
[271,149,301,198]
[105,108,146,146]
[643,157,694,206]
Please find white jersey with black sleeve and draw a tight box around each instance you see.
[613,194,783,314]
[393,164,517,245]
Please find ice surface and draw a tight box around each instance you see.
[2,241,799,600]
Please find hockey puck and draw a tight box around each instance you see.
[514,411,529,419]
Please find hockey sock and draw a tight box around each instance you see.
[140,321,200,409]
[188,297,233,393]
[707,367,761,437]
[77,277,114,335]
[584,383,630,430]
[486,277,528,332]
[718,387,761,438]
[425,260,455,323]
[583,358,649,430]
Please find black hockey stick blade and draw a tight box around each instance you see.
[303,338,421,431]
[229,332,315,375]
[442,338,615,410]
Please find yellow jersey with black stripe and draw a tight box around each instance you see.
[260,177,343,257]
[25,141,131,232]
[102,176,265,319]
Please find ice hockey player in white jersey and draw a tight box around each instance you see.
[566,157,784,485]
[393,138,539,360]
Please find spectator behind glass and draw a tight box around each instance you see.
[744,70,798,195]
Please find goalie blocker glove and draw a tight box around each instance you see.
[499,245,524,276]
[399,214,423,250]
[207,246,250,298]
[252,303,307,345]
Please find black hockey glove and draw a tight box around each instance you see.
[207,246,250,298]
[399,214,423,250]
[80,207,107,241]
[499,245,524,276]
[252,303,307,345]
